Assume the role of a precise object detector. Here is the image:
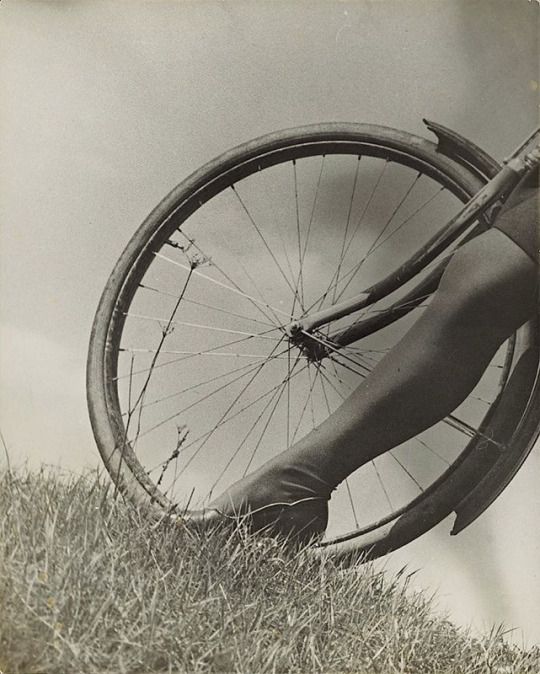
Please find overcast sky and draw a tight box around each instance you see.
[1,0,539,645]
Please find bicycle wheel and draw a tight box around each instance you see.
[87,123,539,559]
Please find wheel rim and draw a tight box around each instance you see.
[90,128,523,546]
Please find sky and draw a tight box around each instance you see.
[1,0,539,645]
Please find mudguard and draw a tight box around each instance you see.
[423,118,501,181]
[451,347,540,535]
[423,119,540,534]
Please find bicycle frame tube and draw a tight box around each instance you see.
[331,223,487,348]
[290,133,540,347]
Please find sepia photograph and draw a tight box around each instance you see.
[1,1,539,671]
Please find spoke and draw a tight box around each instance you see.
[371,459,394,512]
[120,347,305,360]
[443,414,507,450]
[328,358,356,394]
[332,156,361,305]
[167,358,310,478]
[287,347,292,447]
[139,283,276,328]
[291,159,305,314]
[302,330,374,377]
[136,359,266,411]
[339,346,386,366]
[319,359,451,496]
[312,159,388,314]
[388,450,424,492]
[176,230,284,327]
[316,363,332,416]
[335,292,432,345]
[215,225,286,327]
[362,293,432,317]
[367,185,445,257]
[317,364,349,403]
[334,171,423,304]
[332,346,378,375]
[231,185,300,301]
[307,365,317,428]
[139,353,277,440]
[132,338,294,440]
[340,346,390,355]
[331,218,446,316]
[328,357,348,388]
[208,379,288,497]
[307,178,445,317]
[365,172,422,257]
[290,366,322,445]
[127,354,135,411]
[116,331,287,381]
[326,352,372,379]
[155,252,292,319]
[295,156,326,312]
[243,357,303,476]
[124,313,282,340]
[345,480,360,529]
[414,437,450,467]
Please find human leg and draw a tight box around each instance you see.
[185,210,538,538]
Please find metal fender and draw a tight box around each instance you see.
[451,347,540,534]
[423,118,501,182]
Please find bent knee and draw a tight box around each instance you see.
[433,229,537,339]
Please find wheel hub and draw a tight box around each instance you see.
[286,321,328,363]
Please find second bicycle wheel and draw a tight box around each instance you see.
[87,123,539,558]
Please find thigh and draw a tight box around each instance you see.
[436,227,537,339]
[494,190,538,264]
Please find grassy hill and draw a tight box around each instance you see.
[1,468,538,674]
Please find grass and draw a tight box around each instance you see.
[0,468,539,674]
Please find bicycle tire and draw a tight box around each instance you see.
[87,123,539,559]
